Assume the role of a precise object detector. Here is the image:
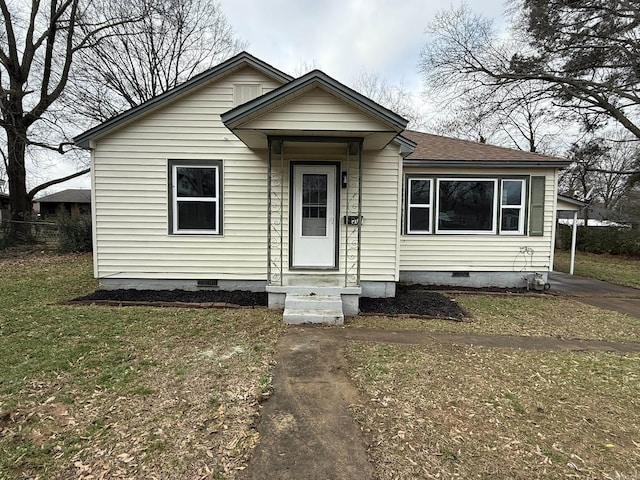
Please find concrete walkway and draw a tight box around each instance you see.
[548,272,640,319]
[242,324,640,479]
[242,327,375,480]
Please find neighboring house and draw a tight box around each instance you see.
[74,52,571,323]
[36,189,91,218]
[557,202,635,227]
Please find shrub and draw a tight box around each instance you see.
[57,212,92,253]
[556,223,640,257]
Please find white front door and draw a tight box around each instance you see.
[291,164,337,268]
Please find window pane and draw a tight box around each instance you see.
[502,180,523,206]
[302,174,327,236]
[501,208,521,231]
[177,201,216,230]
[438,180,495,231]
[409,207,431,232]
[177,167,217,197]
[302,174,327,205]
[410,179,431,204]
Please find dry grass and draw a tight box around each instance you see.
[347,342,640,479]
[554,249,640,289]
[0,253,284,479]
[348,294,640,343]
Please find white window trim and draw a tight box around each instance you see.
[172,163,220,235]
[500,179,526,235]
[435,178,498,235]
[407,178,433,234]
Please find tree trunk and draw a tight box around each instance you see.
[6,126,31,243]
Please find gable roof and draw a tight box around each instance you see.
[222,69,408,131]
[402,130,570,167]
[221,70,408,150]
[74,52,293,148]
[36,189,92,204]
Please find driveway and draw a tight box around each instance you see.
[548,272,640,319]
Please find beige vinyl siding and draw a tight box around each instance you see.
[359,145,402,281]
[242,88,392,132]
[92,67,282,280]
[400,167,557,272]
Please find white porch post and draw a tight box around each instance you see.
[570,211,578,275]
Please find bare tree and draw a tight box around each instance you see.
[69,0,245,122]
[351,71,427,131]
[560,131,640,223]
[420,2,640,158]
[0,0,145,241]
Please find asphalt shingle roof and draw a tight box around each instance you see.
[36,189,91,204]
[402,130,567,164]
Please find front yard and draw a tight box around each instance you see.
[0,253,284,479]
[554,249,640,289]
[1,253,639,479]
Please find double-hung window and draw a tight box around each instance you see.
[170,160,222,234]
[406,178,433,233]
[500,179,526,234]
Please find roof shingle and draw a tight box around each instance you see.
[402,130,568,164]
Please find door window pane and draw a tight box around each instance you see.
[302,174,327,236]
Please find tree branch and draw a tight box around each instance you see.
[28,168,90,200]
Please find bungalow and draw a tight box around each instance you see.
[36,189,92,218]
[74,52,571,323]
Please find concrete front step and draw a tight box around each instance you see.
[283,294,345,325]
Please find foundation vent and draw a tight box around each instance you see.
[197,279,219,288]
[452,271,470,278]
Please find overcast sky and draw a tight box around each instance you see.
[223,0,508,91]
[48,0,510,193]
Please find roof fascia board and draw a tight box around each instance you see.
[222,70,408,130]
[74,52,292,148]
[403,159,571,168]
[557,194,588,207]
[393,134,417,155]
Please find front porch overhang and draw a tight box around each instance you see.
[225,129,401,151]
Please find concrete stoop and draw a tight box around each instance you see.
[266,283,361,324]
[283,294,344,325]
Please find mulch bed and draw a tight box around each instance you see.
[70,289,268,307]
[359,285,469,320]
[70,285,470,319]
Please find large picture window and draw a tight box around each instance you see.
[407,178,433,233]
[437,179,497,234]
[170,160,221,234]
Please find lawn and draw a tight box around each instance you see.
[347,342,640,479]
[0,253,284,479]
[3,252,640,480]
[349,293,640,343]
[554,249,640,289]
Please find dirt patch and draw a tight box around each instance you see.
[359,285,469,320]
